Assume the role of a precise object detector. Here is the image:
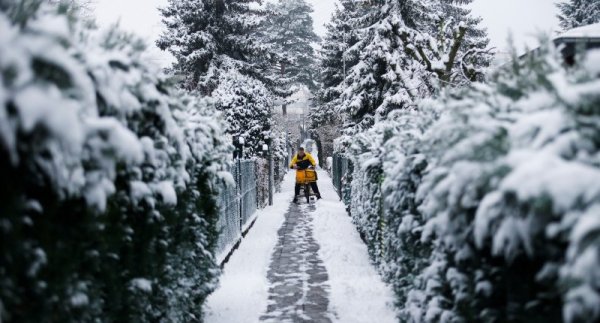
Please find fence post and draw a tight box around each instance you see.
[335,154,342,198]
[269,147,273,206]
[238,138,244,231]
[263,143,273,206]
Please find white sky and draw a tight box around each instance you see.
[93,0,560,67]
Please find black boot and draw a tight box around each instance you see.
[310,183,321,200]
[294,184,301,204]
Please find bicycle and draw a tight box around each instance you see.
[295,166,317,203]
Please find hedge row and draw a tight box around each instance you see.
[0,5,230,322]
[337,42,600,322]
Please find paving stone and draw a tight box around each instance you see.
[259,203,334,322]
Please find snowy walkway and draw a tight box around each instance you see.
[260,202,332,322]
[204,170,397,323]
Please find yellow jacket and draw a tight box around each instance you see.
[290,152,316,169]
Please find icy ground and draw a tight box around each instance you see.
[204,170,397,323]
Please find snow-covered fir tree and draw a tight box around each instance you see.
[310,0,361,128]
[214,70,274,157]
[337,0,401,132]
[260,0,320,114]
[433,0,492,82]
[157,0,266,94]
[557,0,600,30]
[158,0,277,154]
[337,0,490,134]
[309,0,370,162]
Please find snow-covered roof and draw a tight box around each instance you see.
[556,23,600,40]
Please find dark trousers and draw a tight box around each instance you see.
[295,182,321,198]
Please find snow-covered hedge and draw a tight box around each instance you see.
[338,42,600,322]
[0,5,230,322]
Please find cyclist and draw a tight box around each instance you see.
[290,147,321,203]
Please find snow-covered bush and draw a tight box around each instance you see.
[0,4,230,322]
[338,40,600,322]
[409,43,600,323]
[213,67,276,158]
[255,157,270,208]
[338,123,387,260]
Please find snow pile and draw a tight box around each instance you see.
[0,4,230,322]
[336,42,600,322]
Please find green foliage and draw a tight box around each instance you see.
[336,40,600,322]
[324,0,491,134]
[260,0,320,92]
[557,0,600,30]
[158,0,280,158]
[0,4,230,322]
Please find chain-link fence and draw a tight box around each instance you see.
[332,153,353,204]
[256,157,289,207]
[274,157,287,192]
[215,157,288,262]
[216,159,257,259]
[239,160,257,228]
[216,164,241,258]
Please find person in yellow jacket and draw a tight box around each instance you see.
[290,147,321,203]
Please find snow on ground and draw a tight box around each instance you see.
[314,171,398,323]
[204,171,295,323]
[204,169,397,323]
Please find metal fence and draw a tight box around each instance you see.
[216,164,241,258]
[273,157,287,192]
[238,160,257,227]
[215,157,288,263]
[332,153,352,203]
[215,159,257,259]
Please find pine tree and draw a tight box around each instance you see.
[557,0,600,30]
[260,0,320,114]
[337,0,491,133]
[338,0,394,131]
[437,0,492,82]
[398,0,491,85]
[158,0,276,157]
[310,0,361,128]
[157,0,267,94]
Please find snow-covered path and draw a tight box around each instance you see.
[204,170,397,323]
